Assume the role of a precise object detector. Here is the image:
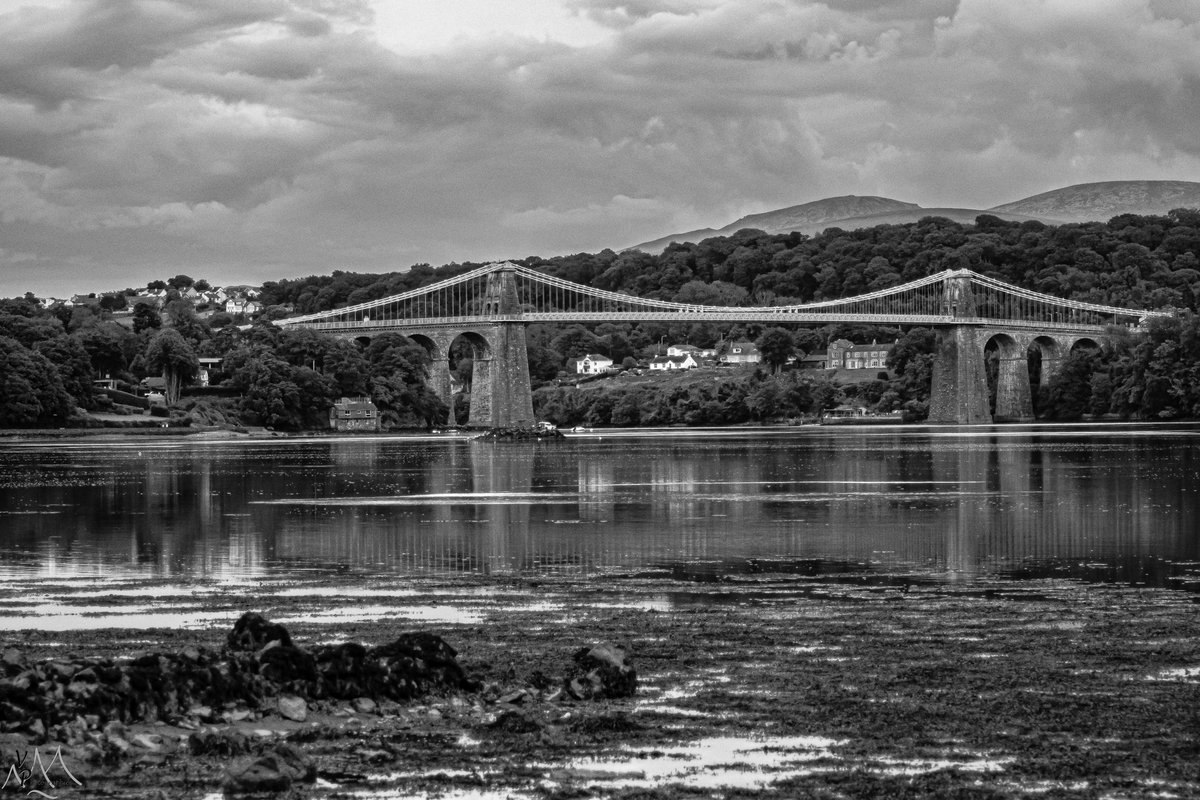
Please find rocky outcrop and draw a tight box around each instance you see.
[477,425,564,441]
[0,613,477,741]
[566,644,637,700]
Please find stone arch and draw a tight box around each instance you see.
[353,335,372,349]
[1069,336,1102,354]
[447,331,494,427]
[405,333,441,362]
[1028,335,1066,388]
[985,332,1034,422]
[449,331,493,361]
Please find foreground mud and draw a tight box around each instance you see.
[3,569,1199,799]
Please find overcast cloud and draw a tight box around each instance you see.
[2,0,1199,296]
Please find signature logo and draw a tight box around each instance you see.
[2,748,82,799]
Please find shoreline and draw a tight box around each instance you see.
[2,571,1198,798]
[3,416,1199,442]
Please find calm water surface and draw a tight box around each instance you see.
[1,424,1198,628]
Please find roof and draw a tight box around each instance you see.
[333,397,377,410]
[830,338,893,353]
[581,353,612,362]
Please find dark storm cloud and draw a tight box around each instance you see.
[1,0,1199,297]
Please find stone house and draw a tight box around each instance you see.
[329,397,380,432]
[827,339,893,371]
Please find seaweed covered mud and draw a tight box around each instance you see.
[2,570,1199,799]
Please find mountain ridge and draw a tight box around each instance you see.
[627,180,1200,253]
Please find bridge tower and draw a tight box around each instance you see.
[464,266,535,429]
[928,273,991,424]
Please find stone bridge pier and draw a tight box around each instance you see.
[928,325,1098,424]
[405,324,532,429]
[409,267,534,428]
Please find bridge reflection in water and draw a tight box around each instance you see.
[254,433,1196,588]
[0,431,1195,589]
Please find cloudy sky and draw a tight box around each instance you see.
[2,0,1199,297]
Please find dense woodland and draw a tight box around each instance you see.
[3,210,1200,429]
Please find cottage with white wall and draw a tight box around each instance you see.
[575,353,613,375]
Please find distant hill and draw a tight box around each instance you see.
[626,180,1200,254]
[987,180,1200,223]
[631,196,919,253]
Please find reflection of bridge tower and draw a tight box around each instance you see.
[468,441,534,572]
[578,461,615,522]
[932,441,990,580]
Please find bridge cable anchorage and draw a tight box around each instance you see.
[273,263,1167,332]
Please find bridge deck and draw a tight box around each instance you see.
[296,314,1119,336]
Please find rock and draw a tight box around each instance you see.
[498,690,530,705]
[72,667,98,683]
[565,644,637,700]
[257,641,318,684]
[132,733,168,752]
[46,661,75,681]
[227,612,294,651]
[1,649,23,673]
[351,697,377,714]
[277,695,307,722]
[222,744,315,795]
[487,709,543,734]
[187,705,214,721]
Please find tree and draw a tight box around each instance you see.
[756,328,794,374]
[79,323,131,377]
[0,337,74,427]
[165,299,209,344]
[143,329,198,405]
[365,334,445,428]
[132,303,161,334]
[98,293,128,312]
[1039,350,1101,420]
[34,335,95,409]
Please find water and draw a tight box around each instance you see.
[1,424,1199,630]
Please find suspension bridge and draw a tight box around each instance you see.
[275,262,1169,426]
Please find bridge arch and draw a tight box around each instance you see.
[985,333,1035,423]
[406,333,442,362]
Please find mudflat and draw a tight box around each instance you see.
[3,569,1198,799]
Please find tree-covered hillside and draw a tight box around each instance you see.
[3,210,1200,429]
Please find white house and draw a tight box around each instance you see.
[667,344,716,359]
[225,297,264,315]
[649,354,697,371]
[720,341,761,364]
[576,353,614,375]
